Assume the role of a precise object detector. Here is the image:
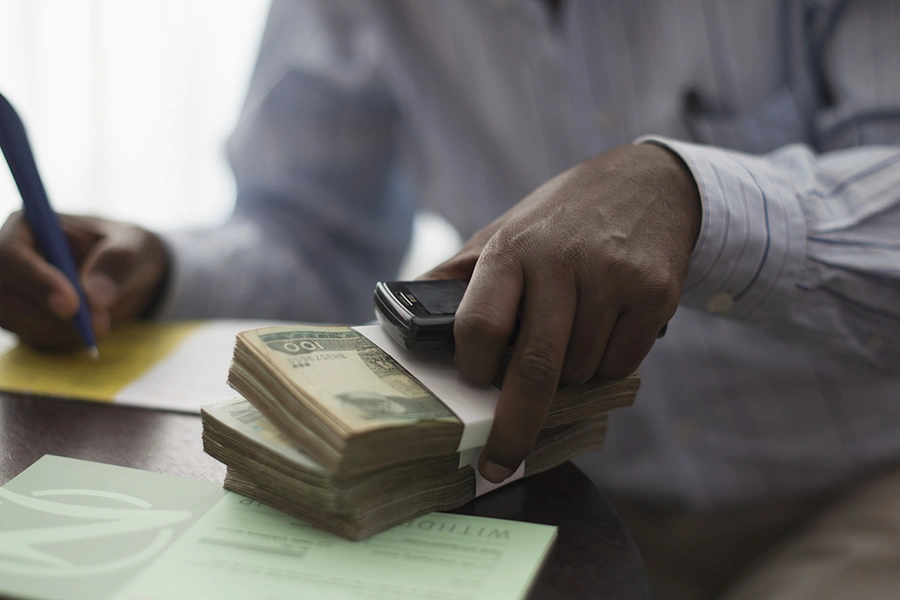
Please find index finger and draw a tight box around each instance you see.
[478,272,577,483]
[0,212,79,318]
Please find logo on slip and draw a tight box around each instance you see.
[0,488,192,577]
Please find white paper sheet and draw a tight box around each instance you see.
[352,324,500,453]
[112,320,280,412]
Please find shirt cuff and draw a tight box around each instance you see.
[635,136,807,323]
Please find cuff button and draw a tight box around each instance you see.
[705,292,734,315]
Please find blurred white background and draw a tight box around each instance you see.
[0,0,459,279]
[0,0,271,230]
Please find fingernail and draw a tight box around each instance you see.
[48,290,77,318]
[84,274,117,307]
[480,461,514,483]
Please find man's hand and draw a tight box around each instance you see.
[422,143,701,483]
[0,212,168,351]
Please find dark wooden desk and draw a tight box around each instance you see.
[0,392,649,599]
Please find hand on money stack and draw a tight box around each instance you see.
[202,325,639,541]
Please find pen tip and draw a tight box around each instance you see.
[88,346,100,361]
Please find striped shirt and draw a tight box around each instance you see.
[160,0,900,509]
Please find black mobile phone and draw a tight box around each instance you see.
[374,279,668,352]
[374,279,467,351]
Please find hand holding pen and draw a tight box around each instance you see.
[0,92,169,353]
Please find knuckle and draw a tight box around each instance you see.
[621,264,679,311]
[122,223,147,242]
[491,438,533,465]
[0,233,24,262]
[482,229,526,266]
[0,210,23,231]
[454,310,509,343]
[0,246,34,284]
[641,281,677,309]
[560,361,595,386]
[97,244,137,273]
[558,234,592,267]
[489,422,539,460]
[597,358,637,381]
[491,420,532,447]
[514,347,562,391]
[470,233,525,283]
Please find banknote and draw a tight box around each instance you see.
[203,396,324,471]
[202,395,612,540]
[228,324,638,477]
[235,326,458,434]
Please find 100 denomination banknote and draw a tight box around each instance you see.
[237,326,458,433]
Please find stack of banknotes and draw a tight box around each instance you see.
[202,325,639,540]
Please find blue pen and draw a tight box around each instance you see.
[0,92,99,359]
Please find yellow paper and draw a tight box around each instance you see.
[0,321,202,402]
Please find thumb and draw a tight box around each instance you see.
[418,221,503,281]
[418,249,480,282]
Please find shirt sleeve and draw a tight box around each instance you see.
[638,136,900,373]
[155,0,409,324]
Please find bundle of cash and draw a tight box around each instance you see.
[203,397,611,541]
[203,325,639,540]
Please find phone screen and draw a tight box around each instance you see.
[403,280,467,316]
